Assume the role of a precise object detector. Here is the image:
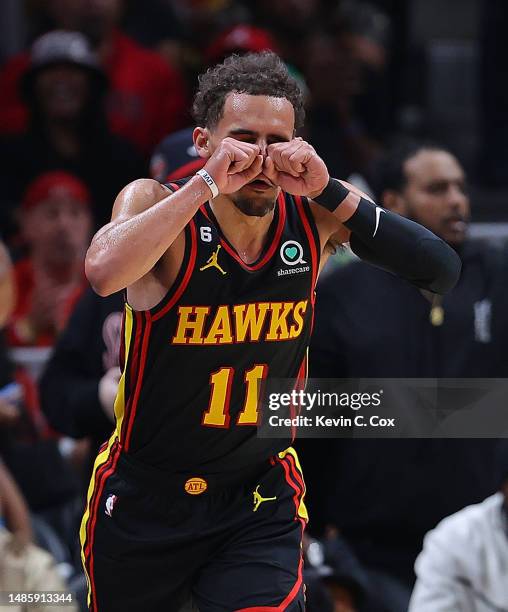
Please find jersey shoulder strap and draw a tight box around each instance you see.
[164,176,193,193]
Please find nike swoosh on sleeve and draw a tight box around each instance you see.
[373,207,385,237]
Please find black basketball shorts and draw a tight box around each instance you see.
[80,442,308,611]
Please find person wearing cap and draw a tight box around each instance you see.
[0,0,188,155]
[0,30,145,236]
[150,127,205,183]
[409,442,508,612]
[204,24,279,64]
[7,171,92,347]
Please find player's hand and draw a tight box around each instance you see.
[264,138,329,197]
[203,138,264,195]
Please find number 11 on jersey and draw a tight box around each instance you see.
[202,364,268,427]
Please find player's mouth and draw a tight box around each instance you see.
[246,176,275,192]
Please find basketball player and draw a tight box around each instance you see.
[80,52,461,611]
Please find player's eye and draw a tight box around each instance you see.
[232,133,256,143]
[267,137,289,145]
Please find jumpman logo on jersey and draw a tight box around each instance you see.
[200,244,227,275]
[253,485,277,512]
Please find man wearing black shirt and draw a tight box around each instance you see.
[306,144,507,612]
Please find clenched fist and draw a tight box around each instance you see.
[264,138,329,198]
[203,137,264,195]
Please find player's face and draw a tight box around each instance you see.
[402,150,470,246]
[209,93,295,217]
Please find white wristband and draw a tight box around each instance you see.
[197,169,219,199]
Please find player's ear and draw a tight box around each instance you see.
[193,127,212,159]
[382,189,408,216]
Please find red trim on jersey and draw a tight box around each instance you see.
[83,445,116,568]
[124,313,153,451]
[129,312,142,388]
[286,453,306,497]
[119,311,144,444]
[279,455,302,518]
[85,443,121,612]
[200,192,286,271]
[294,196,319,304]
[152,219,198,321]
[166,159,205,182]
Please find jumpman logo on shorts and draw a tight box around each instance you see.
[200,244,227,275]
[253,485,277,512]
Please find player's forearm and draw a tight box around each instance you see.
[86,176,210,296]
[314,178,462,294]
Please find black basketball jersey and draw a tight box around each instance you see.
[112,179,321,473]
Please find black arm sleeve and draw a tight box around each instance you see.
[344,198,462,294]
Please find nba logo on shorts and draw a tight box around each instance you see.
[105,494,118,517]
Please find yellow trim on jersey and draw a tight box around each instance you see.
[279,447,309,522]
[79,305,134,607]
[114,305,134,439]
[79,435,116,607]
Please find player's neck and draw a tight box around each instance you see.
[210,196,275,264]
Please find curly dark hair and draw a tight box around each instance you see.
[192,51,305,130]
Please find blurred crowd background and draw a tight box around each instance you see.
[1,1,508,611]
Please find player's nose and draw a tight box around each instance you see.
[258,139,268,157]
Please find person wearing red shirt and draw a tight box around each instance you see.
[8,172,92,348]
[0,0,188,155]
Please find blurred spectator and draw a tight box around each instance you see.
[40,288,123,462]
[170,0,248,50]
[0,31,145,234]
[0,239,17,436]
[409,442,508,612]
[302,28,382,179]
[7,172,92,348]
[204,24,278,65]
[332,0,392,142]
[251,0,323,66]
[0,0,188,155]
[304,143,507,612]
[0,454,32,553]
[0,240,15,328]
[0,459,78,612]
[150,127,204,183]
[305,531,369,612]
[478,0,508,187]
